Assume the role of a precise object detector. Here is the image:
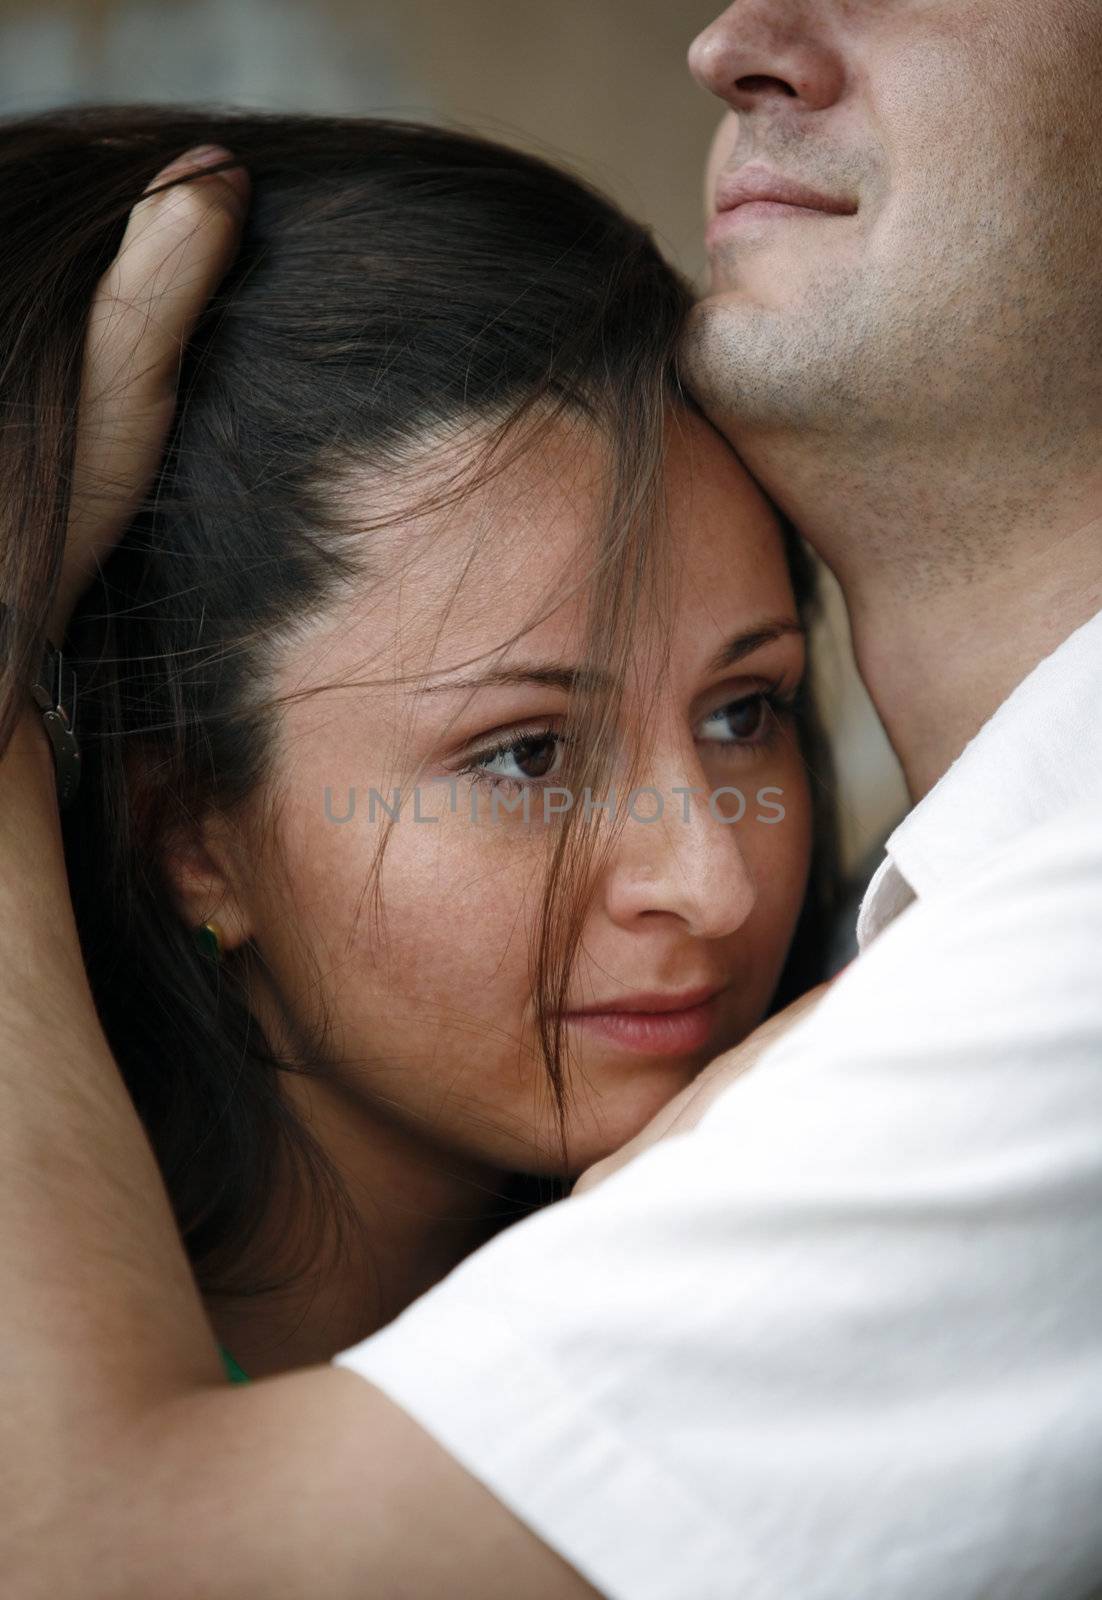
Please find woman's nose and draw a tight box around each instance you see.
[600,778,757,940]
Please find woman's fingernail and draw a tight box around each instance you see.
[145,145,249,215]
[211,161,250,215]
[162,143,235,177]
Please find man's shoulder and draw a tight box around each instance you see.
[761,794,1102,1087]
[971,791,1102,877]
[920,791,1101,962]
[879,790,1100,951]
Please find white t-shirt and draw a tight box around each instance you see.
[335,609,1102,1600]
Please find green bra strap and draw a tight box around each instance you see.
[219,1345,250,1385]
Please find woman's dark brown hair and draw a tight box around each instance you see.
[0,106,838,1300]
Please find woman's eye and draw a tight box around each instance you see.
[697,693,770,745]
[474,732,564,783]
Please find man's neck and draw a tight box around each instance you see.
[736,429,1102,800]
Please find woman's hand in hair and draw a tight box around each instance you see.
[52,146,248,642]
[571,980,833,1197]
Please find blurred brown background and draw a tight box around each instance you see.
[0,0,907,873]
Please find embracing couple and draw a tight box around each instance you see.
[2,4,1100,1597]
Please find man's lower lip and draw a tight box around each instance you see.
[706,201,843,243]
[566,996,722,1056]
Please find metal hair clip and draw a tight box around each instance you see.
[1,600,81,808]
[29,639,81,808]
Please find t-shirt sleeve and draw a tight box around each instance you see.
[333,808,1102,1600]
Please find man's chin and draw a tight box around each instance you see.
[679,296,747,428]
[680,289,818,440]
[698,242,740,301]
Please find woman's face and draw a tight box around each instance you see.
[213,409,813,1178]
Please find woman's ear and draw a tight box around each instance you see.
[123,743,254,955]
[158,811,253,956]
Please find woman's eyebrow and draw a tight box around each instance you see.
[705,619,806,676]
[418,664,613,695]
[418,620,806,697]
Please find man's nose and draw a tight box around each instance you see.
[601,780,757,942]
[688,2,844,114]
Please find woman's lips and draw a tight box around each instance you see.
[565,988,727,1057]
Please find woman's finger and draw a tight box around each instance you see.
[54,145,249,639]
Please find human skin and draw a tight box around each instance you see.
[0,150,603,1599]
[684,0,1102,798]
[1,705,607,1600]
[176,410,811,1374]
[9,3,1102,1590]
[2,143,812,1600]
[586,0,1102,1188]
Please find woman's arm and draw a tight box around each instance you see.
[0,157,597,1599]
[1,146,249,1431]
[1,147,242,1561]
